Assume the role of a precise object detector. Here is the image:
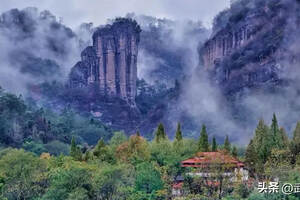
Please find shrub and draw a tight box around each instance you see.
[44,140,69,155]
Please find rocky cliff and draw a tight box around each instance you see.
[67,18,142,133]
[200,0,300,95]
[69,18,141,105]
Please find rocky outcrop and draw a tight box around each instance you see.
[202,14,263,69]
[200,0,299,95]
[67,18,142,133]
[69,18,141,105]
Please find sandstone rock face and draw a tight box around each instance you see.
[200,0,299,95]
[202,15,263,70]
[69,18,141,105]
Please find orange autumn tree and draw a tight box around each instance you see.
[116,133,150,164]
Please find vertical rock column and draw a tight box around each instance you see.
[95,37,106,94]
[91,19,140,103]
[128,36,138,102]
[118,35,127,100]
[105,38,117,96]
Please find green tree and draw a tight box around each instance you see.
[135,162,163,194]
[93,139,112,162]
[224,135,231,153]
[198,125,209,152]
[291,122,300,164]
[235,183,250,199]
[270,113,282,149]
[93,164,134,200]
[70,136,77,155]
[43,166,92,200]
[248,119,273,177]
[173,123,184,153]
[278,127,289,150]
[109,131,127,149]
[231,146,238,157]
[22,140,47,155]
[83,150,92,161]
[175,122,183,141]
[93,139,105,156]
[150,139,179,174]
[212,136,217,152]
[265,149,293,180]
[245,139,258,176]
[0,149,47,200]
[252,119,271,164]
[44,140,70,156]
[66,188,89,200]
[155,123,167,143]
[136,130,141,137]
[70,137,82,161]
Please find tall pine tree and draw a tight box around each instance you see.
[70,136,77,157]
[291,122,300,163]
[278,127,289,150]
[231,146,238,157]
[175,122,183,141]
[93,138,111,162]
[93,139,106,157]
[270,113,281,149]
[253,119,270,164]
[155,123,167,143]
[173,122,183,151]
[245,139,258,176]
[198,125,209,152]
[70,136,82,161]
[224,135,231,153]
[212,136,217,152]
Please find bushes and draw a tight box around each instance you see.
[43,166,93,200]
[22,140,47,155]
[235,183,250,198]
[0,149,48,199]
[135,162,163,194]
[22,139,70,156]
[44,140,70,155]
[76,125,109,146]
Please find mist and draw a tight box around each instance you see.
[0,7,82,94]
[132,14,210,86]
[0,0,231,29]
[0,2,299,146]
[174,0,300,145]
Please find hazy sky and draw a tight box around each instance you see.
[0,0,230,28]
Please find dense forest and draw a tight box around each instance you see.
[0,88,299,199]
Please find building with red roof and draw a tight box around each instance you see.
[172,151,249,197]
[181,151,248,181]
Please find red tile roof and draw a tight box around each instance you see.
[181,151,244,168]
[172,182,183,189]
[206,180,220,187]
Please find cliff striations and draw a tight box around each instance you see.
[67,19,142,133]
[200,0,300,95]
[69,18,141,105]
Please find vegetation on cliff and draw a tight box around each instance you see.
[0,86,112,152]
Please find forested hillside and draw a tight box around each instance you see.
[0,111,299,199]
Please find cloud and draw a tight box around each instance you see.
[0,0,230,28]
[0,8,82,94]
[175,0,300,145]
[133,14,210,86]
